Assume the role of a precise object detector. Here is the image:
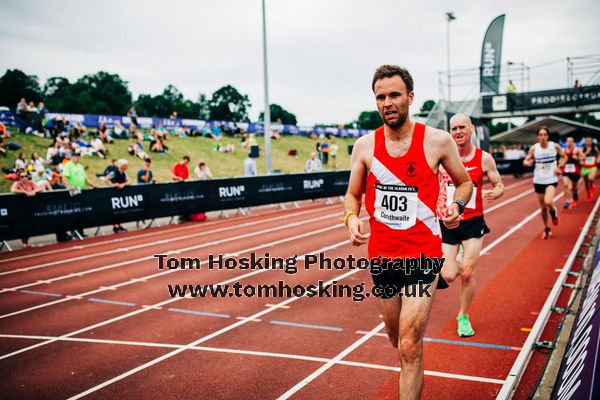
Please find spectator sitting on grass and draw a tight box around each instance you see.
[240,132,249,148]
[31,152,45,171]
[98,122,113,143]
[97,159,117,178]
[305,151,322,172]
[49,164,66,189]
[46,141,61,163]
[194,160,213,180]
[112,120,128,139]
[103,159,130,233]
[128,139,149,160]
[30,167,53,192]
[90,133,107,159]
[172,155,190,181]
[15,152,27,170]
[16,98,27,116]
[137,158,156,184]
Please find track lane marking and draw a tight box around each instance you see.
[0,333,504,385]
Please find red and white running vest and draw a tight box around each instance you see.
[365,123,442,259]
[438,147,484,221]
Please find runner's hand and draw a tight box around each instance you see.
[442,203,461,229]
[482,189,496,201]
[348,216,368,246]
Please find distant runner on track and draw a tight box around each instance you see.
[523,127,566,239]
[561,136,583,209]
[581,136,600,202]
[437,113,504,337]
[344,65,472,400]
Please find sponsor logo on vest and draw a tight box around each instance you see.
[111,194,144,209]
[303,179,324,190]
[406,161,417,177]
[219,185,245,198]
[0,208,7,217]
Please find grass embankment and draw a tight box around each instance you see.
[1,131,357,193]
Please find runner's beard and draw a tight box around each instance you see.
[383,109,408,129]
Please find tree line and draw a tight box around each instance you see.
[0,68,461,130]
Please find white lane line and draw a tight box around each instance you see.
[0,211,339,294]
[502,178,531,191]
[0,214,354,320]
[0,334,504,385]
[277,322,386,399]
[485,188,533,213]
[0,205,337,276]
[0,202,327,264]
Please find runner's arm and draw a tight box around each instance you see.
[482,151,504,200]
[344,137,369,246]
[523,146,535,166]
[437,131,472,229]
[555,144,567,169]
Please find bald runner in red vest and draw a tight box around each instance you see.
[437,113,504,338]
[344,65,472,400]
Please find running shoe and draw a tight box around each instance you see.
[550,207,559,226]
[563,201,571,210]
[586,194,593,203]
[570,200,576,208]
[457,315,475,337]
[542,227,552,240]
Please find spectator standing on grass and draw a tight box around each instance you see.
[321,138,329,166]
[305,151,322,172]
[62,151,98,191]
[172,156,190,181]
[137,158,156,184]
[507,80,517,94]
[329,138,339,169]
[194,160,213,180]
[244,153,257,176]
[127,104,138,126]
[11,171,42,248]
[104,159,131,233]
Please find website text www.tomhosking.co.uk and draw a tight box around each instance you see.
[156,252,445,301]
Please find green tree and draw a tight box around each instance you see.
[356,110,383,129]
[258,103,297,125]
[208,85,251,122]
[43,77,72,112]
[71,71,132,115]
[0,69,42,109]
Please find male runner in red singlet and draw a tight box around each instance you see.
[437,113,504,337]
[562,137,583,208]
[344,65,472,400]
[581,136,600,202]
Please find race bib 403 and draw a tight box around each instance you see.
[374,184,418,230]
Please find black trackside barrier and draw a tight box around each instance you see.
[494,158,534,175]
[0,171,350,241]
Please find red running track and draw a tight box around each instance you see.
[0,176,597,400]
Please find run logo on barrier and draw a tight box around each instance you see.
[111,194,144,210]
[218,185,245,198]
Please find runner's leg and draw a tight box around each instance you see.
[441,243,460,283]
[397,277,438,400]
[458,236,484,316]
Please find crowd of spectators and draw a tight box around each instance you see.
[489,144,528,160]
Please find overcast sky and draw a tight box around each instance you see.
[1,0,599,125]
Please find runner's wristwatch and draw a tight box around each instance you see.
[451,199,465,215]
